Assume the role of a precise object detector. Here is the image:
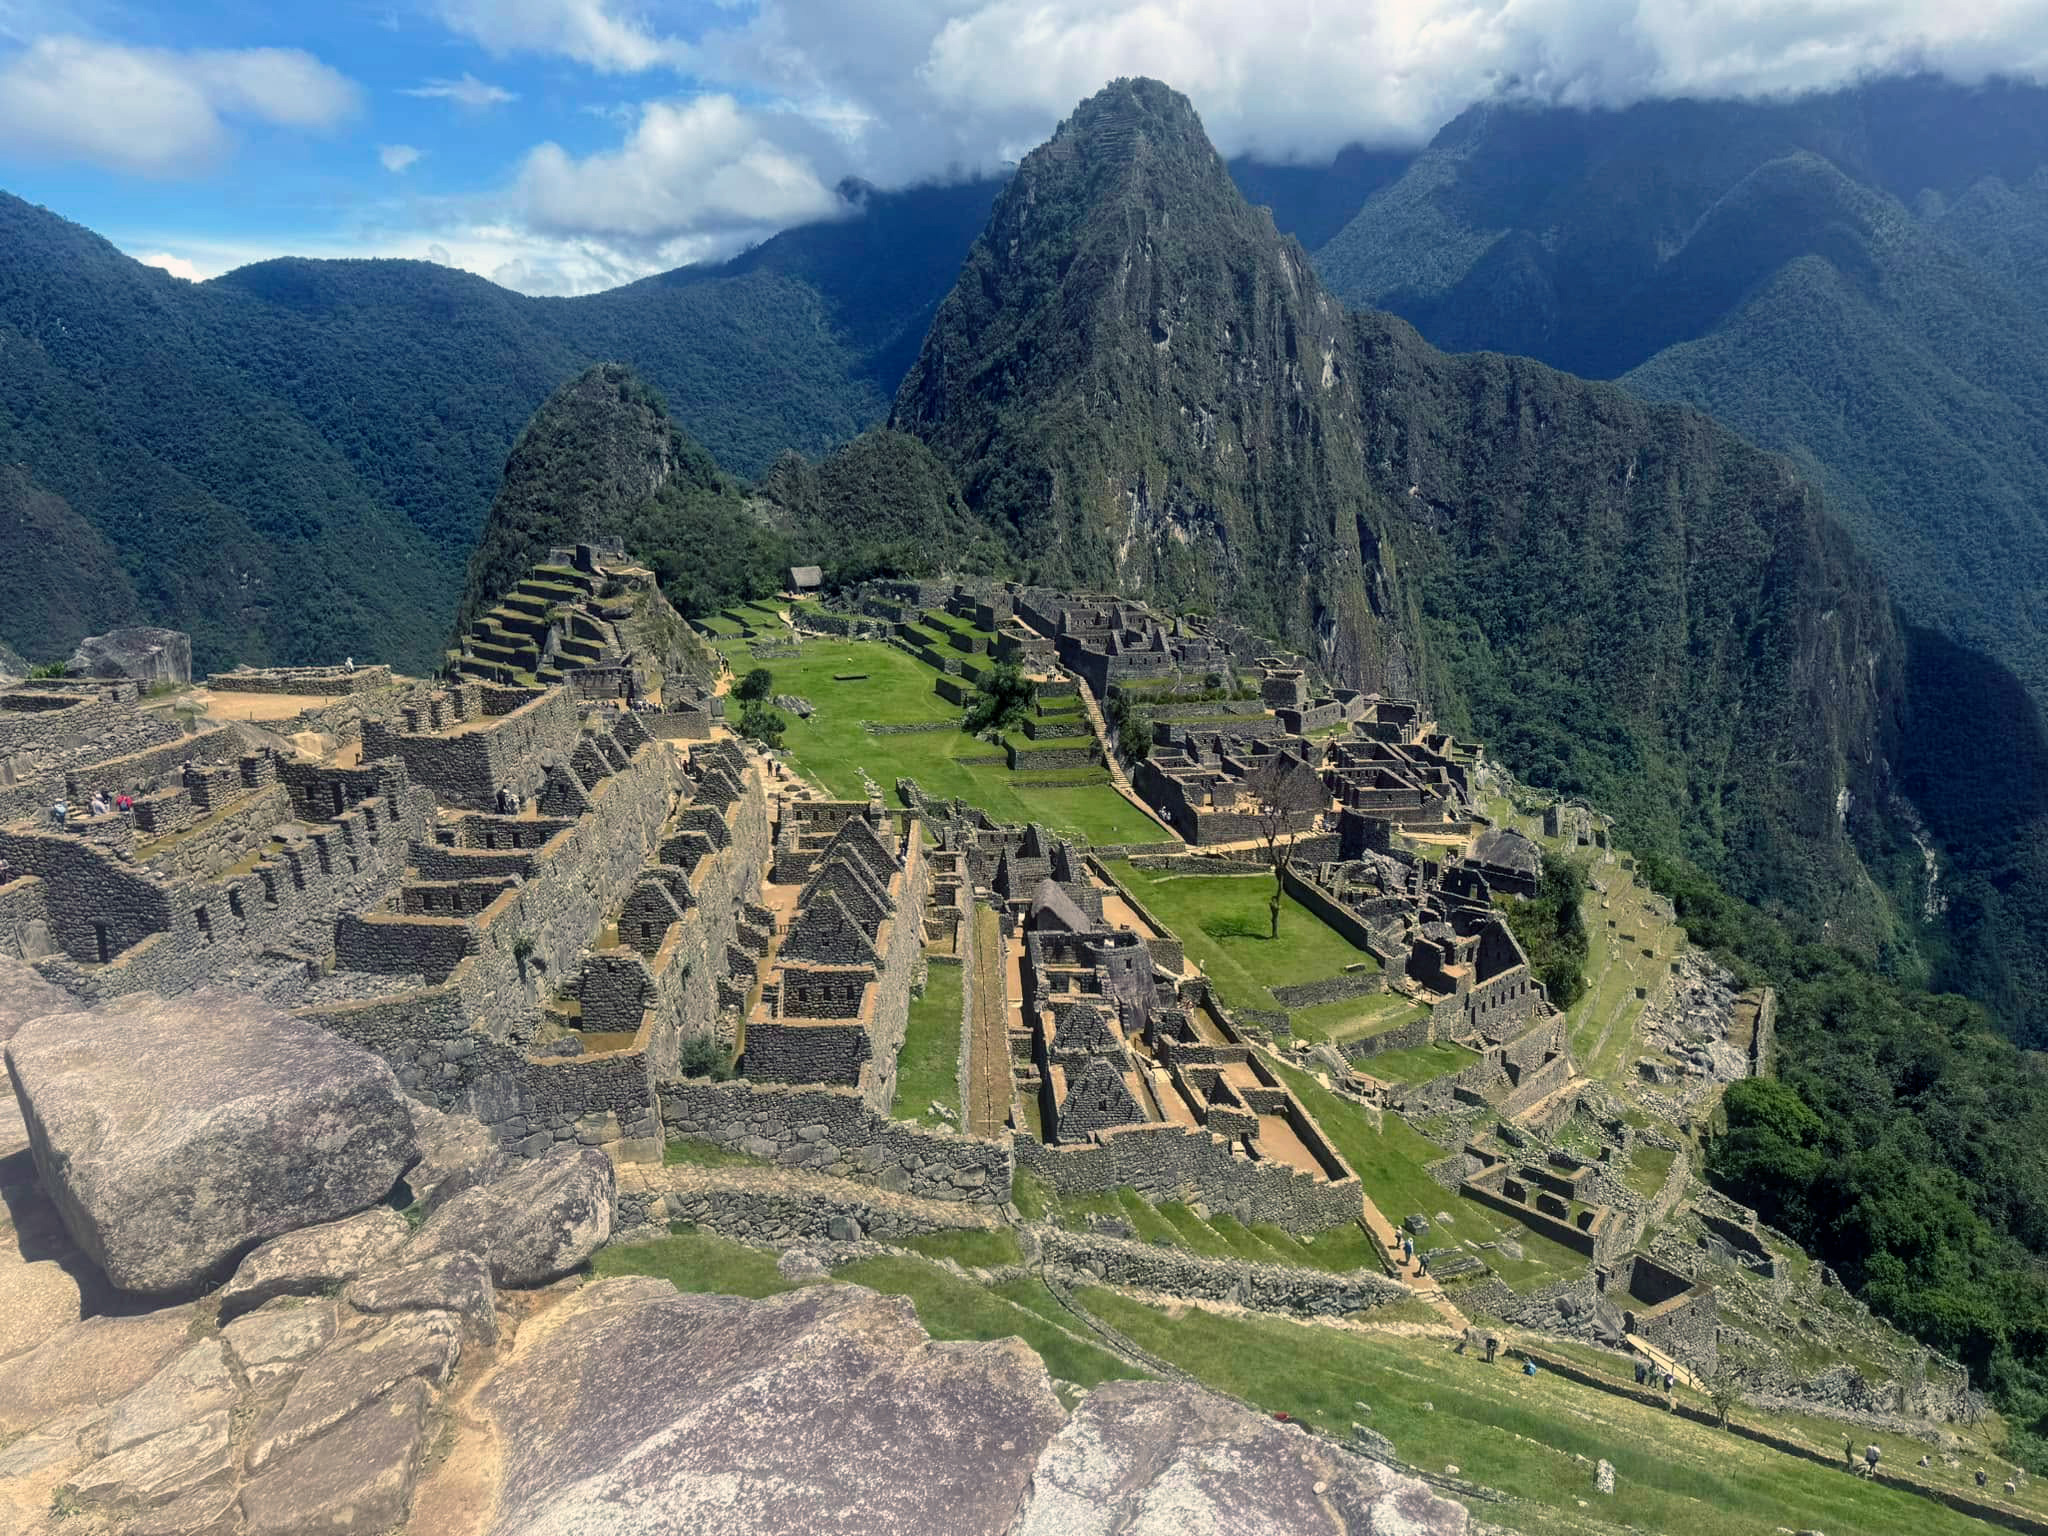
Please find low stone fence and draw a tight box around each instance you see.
[656,1075,1012,1204]
[206,665,392,695]
[1271,971,1386,1009]
[615,1160,1005,1242]
[1039,1228,1407,1317]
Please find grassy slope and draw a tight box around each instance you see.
[707,628,1159,844]
[1106,861,1430,1044]
[1081,1288,2003,1536]
[892,962,964,1126]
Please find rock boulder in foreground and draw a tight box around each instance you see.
[5,991,418,1295]
[478,1279,1068,1536]
[1014,1378,1468,1535]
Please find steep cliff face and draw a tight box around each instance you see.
[895,78,1906,941]
[892,78,1417,693]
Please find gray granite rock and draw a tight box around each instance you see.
[477,1279,1065,1536]
[222,1300,339,1393]
[348,1248,497,1343]
[0,1258,84,1366]
[217,1208,412,1323]
[0,1406,107,1480]
[248,1310,459,1473]
[0,1308,191,1433]
[68,627,192,685]
[403,1103,506,1209]
[105,1339,238,1454]
[6,992,419,1295]
[71,1409,233,1508]
[0,957,80,1044]
[410,1144,612,1288]
[127,1481,242,1536]
[239,1376,435,1536]
[1013,1380,1468,1536]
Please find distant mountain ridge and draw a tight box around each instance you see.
[0,179,1002,673]
[1313,76,2048,706]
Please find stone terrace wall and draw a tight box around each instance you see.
[301,743,767,1155]
[0,875,50,961]
[1017,1122,1360,1236]
[303,983,661,1160]
[206,665,393,695]
[6,772,433,1002]
[658,1075,1012,1203]
[615,1161,1004,1241]
[1040,1229,1406,1317]
[360,684,576,810]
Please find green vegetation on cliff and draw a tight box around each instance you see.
[1645,852,2048,1461]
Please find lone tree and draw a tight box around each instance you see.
[1706,1363,1745,1429]
[1241,751,1327,938]
[737,699,786,750]
[964,662,1035,740]
[735,666,774,702]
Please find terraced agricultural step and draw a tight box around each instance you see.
[466,638,526,666]
[531,564,597,593]
[500,591,552,619]
[489,608,551,641]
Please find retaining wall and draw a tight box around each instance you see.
[656,1075,1012,1203]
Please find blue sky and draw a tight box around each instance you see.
[2,0,2042,295]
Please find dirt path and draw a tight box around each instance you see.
[964,905,1013,1137]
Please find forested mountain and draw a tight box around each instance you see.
[0,179,1001,674]
[1312,77,2048,708]
[464,366,1011,629]
[894,77,1909,957]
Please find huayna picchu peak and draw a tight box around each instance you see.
[895,77,1905,971]
[6,53,2048,1536]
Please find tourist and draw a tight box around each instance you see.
[1865,1445,1880,1477]
[90,792,108,817]
[50,799,67,826]
[1634,1361,1647,1386]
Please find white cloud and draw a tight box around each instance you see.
[402,72,518,108]
[380,143,423,172]
[114,221,744,298]
[430,0,685,73]
[0,34,357,176]
[134,250,203,280]
[518,92,842,243]
[694,0,2048,178]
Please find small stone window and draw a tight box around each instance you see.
[228,889,244,920]
[640,922,653,940]
[194,906,213,943]
[483,832,497,850]
[93,922,112,964]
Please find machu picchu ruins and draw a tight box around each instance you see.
[0,559,2031,1536]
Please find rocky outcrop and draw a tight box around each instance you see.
[5,992,419,1295]
[1014,1379,1467,1535]
[477,1279,1069,1536]
[409,1142,612,1287]
[67,627,192,686]
[217,1208,414,1323]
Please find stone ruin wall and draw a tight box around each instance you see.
[360,684,577,811]
[204,664,394,695]
[657,1075,1012,1203]
[1,763,433,1003]
[1039,1229,1406,1317]
[1016,1120,1361,1237]
[302,744,770,1159]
